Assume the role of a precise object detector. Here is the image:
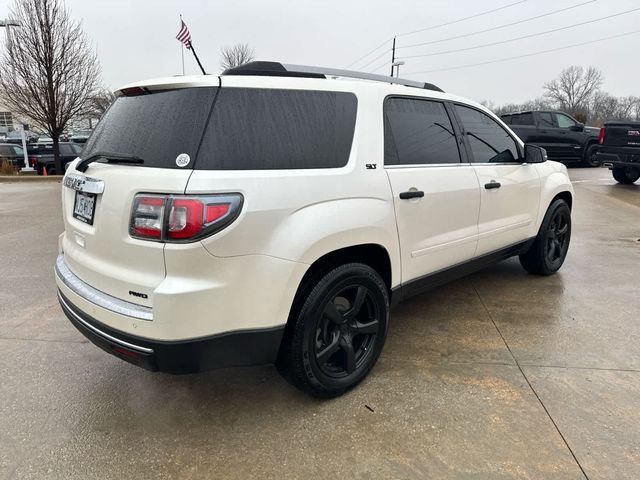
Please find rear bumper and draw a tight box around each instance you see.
[58,290,285,373]
[596,148,640,168]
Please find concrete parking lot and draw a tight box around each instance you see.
[0,168,638,479]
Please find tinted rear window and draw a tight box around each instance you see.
[510,113,534,126]
[83,88,217,169]
[196,88,357,170]
[384,97,461,165]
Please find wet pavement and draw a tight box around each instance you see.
[0,168,638,479]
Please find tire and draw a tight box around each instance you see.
[581,144,600,167]
[276,263,389,398]
[612,166,640,184]
[519,199,571,276]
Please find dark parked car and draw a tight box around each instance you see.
[70,130,92,144]
[596,121,640,184]
[4,130,39,145]
[501,110,600,166]
[30,142,83,175]
[0,143,26,169]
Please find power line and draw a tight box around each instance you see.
[344,0,528,69]
[344,37,392,69]
[397,0,596,50]
[369,60,390,74]
[358,48,392,70]
[396,0,528,37]
[398,7,640,59]
[404,29,640,75]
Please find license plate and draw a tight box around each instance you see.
[73,191,96,225]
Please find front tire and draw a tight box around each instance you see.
[612,166,640,184]
[276,263,389,398]
[519,199,571,276]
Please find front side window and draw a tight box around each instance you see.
[454,105,519,163]
[384,97,461,165]
[555,113,576,129]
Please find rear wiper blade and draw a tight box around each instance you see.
[76,151,144,172]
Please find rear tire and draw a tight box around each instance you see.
[612,166,640,184]
[581,144,600,167]
[519,199,571,276]
[276,263,389,398]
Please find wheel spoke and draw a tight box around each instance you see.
[352,319,379,335]
[556,224,568,236]
[339,336,356,374]
[348,286,367,317]
[323,301,344,325]
[316,335,340,364]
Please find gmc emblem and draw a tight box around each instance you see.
[628,130,640,136]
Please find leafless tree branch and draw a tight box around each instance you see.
[219,43,255,72]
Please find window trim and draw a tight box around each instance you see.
[449,102,524,164]
[382,94,466,168]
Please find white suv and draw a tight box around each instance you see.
[56,62,573,397]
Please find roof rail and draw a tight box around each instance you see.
[222,61,444,93]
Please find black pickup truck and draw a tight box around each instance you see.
[29,142,83,175]
[501,110,600,166]
[596,121,640,184]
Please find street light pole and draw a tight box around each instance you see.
[0,19,32,172]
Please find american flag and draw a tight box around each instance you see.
[176,19,192,49]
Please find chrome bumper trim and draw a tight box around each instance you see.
[55,254,153,321]
[58,292,153,354]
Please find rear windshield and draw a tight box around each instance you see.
[83,87,357,170]
[83,88,217,169]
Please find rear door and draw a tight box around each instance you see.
[61,86,217,306]
[452,104,540,256]
[383,97,480,283]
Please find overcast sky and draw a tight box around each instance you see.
[1,0,639,105]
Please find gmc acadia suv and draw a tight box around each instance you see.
[55,62,574,397]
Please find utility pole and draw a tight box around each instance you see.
[390,36,396,77]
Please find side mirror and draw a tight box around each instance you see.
[524,144,547,164]
[570,123,584,132]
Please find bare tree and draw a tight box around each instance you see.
[0,0,100,173]
[81,88,115,128]
[220,43,255,71]
[543,66,603,115]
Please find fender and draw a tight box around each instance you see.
[534,163,574,232]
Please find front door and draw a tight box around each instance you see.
[452,104,541,256]
[383,97,481,283]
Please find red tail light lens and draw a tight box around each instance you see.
[599,127,605,145]
[130,193,242,242]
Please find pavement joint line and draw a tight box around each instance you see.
[518,363,640,374]
[473,285,590,480]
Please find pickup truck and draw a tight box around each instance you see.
[596,121,640,184]
[501,110,600,166]
[29,142,83,175]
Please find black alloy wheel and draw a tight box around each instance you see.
[545,208,570,266]
[276,263,389,398]
[314,284,381,378]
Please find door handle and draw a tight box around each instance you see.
[484,181,501,190]
[399,190,425,200]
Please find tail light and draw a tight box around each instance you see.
[598,127,605,145]
[30,156,38,167]
[130,193,242,242]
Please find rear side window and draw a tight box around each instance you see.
[196,88,357,170]
[83,88,217,169]
[454,105,519,163]
[538,112,554,128]
[384,97,461,165]
[510,113,534,126]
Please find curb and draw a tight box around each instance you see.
[0,175,63,183]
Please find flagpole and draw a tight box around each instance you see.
[188,41,206,75]
[179,15,185,75]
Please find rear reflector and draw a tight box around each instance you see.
[130,193,243,242]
